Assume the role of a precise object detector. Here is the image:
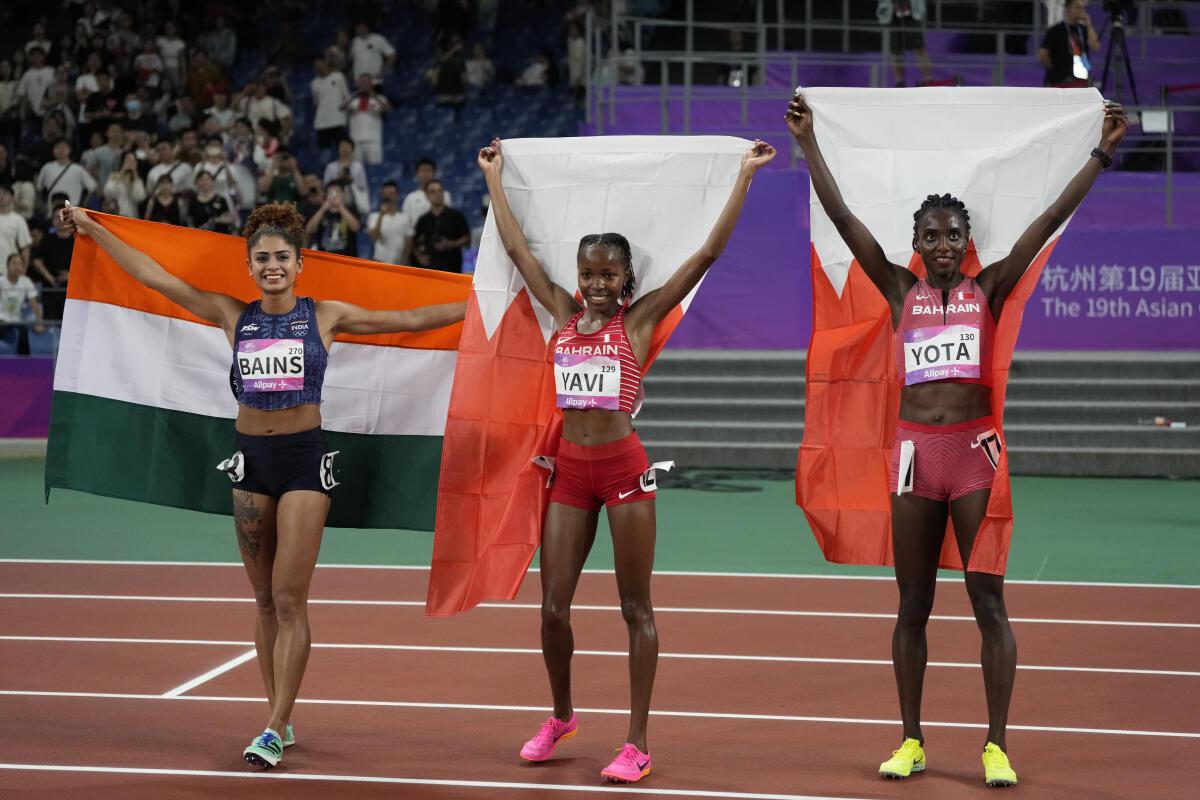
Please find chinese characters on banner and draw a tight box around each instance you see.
[1022,231,1198,350]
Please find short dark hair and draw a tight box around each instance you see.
[381,180,398,190]
[51,137,70,149]
[338,136,355,149]
[416,157,436,171]
[424,179,443,191]
[912,193,972,241]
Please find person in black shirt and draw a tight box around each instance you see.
[1039,0,1101,88]
[29,204,75,319]
[188,170,234,234]
[413,180,469,273]
[304,182,361,256]
[144,175,185,226]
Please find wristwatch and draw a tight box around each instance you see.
[1090,147,1113,169]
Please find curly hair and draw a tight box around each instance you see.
[243,202,305,256]
[912,193,971,241]
[577,232,636,300]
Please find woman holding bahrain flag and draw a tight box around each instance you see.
[59,202,465,769]
[477,137,775,783]
[786,93,1126,786]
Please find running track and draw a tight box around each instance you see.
[0,561,1196,799]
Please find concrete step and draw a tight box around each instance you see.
[637,399,1200,426]
[643,442,1200,478]
[644,375,805,400]
[652,350,1200,381]
[1005,379,1200,403]
[645,375,1200,402]
[636,421,1200,450]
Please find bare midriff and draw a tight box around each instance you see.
[562,408,636,446]
[899,382,992,426]
[235,403,322,436]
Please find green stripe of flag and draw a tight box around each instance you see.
[45,392,442,530]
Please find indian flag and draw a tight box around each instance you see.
[796,87,1102,573]
[46,214,471,529]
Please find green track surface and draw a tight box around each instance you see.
[2,458,1196,585]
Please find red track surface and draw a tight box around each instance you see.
[1,562,1196,799]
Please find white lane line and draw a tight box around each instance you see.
[0,763,866,799]
[1,559,1196,589]
[2,635,1196,678]
[161,649,257,698]
[1,691,1197,739]
[2,593,1197,628]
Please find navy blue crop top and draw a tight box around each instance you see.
[230,296,328,410]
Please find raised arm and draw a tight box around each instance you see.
[787,93,914,307]
[319,299,466,340]
[625,140,776,336]
[60,204,245,334]
[977,101,1127,315]
[478,138,579,327]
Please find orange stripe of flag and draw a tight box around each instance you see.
[67,213,472,350]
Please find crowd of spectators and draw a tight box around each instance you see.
[0,1,576,351]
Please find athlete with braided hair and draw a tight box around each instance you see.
[478,137,775,783]
[787,92,1127,787]
[59,202,465,769]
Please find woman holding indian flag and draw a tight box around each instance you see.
[59,201,465,769]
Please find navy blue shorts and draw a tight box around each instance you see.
[218,428,339,498]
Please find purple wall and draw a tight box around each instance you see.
[0,357,53,437]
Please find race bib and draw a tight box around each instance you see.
[237,338,305,392]
[903,324,981,385]
[555,352,621,410]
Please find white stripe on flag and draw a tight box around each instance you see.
[54,299,456,437]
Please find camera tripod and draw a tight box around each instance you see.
[1100,9,1139,104]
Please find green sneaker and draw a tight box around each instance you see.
[283,724,295,748]
[244,728,284,768]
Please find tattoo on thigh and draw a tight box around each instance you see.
[232,490,265,564]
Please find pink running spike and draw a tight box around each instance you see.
[519,714,578,762]
[601,743,652,783]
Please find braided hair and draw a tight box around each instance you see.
[912,193,971,247]
[577,232,636,300]
[243,202,306,257]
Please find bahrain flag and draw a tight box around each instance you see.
[428,136,751,615]
[796,87,1103,574]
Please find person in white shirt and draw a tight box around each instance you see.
[0,185,32,269]
[146,138,195,195]
[322,138,369,214]
[238,82,293,143]
[103,150,147,217]
[132,39,165,90]
[17,47,55,118]
[205,90,236,137]
[350,23,396,85]
[74,52,104,106]
[157,21,188,87]
[24,23,53,60]
[310,55,350,152]
[341,74,390,165]
[401,157,453,222]
[367,181,413,264]
[36,139,98,215]
[0,252,44,354]
[465,44,495,89]
[194,137,239,219]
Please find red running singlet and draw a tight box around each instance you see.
[895,275,994,387]
[553,306,643,413]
